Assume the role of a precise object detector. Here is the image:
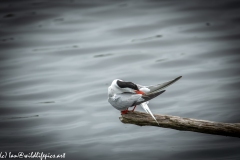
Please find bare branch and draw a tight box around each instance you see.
[119,111,240,138]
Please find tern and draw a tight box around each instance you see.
[108,76,182,124]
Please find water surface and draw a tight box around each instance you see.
[1,0,240,159]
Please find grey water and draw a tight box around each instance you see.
[0,0,240,159]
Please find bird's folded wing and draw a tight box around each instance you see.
[109,93,143,109]
[134,90,166,106]
[138,76,182,94]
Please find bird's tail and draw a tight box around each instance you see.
[140,102,159,125]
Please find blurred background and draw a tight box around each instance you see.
[0,0,240,159]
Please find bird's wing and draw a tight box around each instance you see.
[137,76,182,94]
[108,93,143,110]
[140,102,159,125]
[109,90,165,110]
[134,90,166,106]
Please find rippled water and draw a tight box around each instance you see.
[1,0,240,159]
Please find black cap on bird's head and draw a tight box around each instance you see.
[117,80,139,90]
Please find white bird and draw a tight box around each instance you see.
[108,76,182,124]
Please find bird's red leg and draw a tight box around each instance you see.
[132,105,136,112]
[121,108,129,115]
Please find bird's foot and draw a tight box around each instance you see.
[131,105,136,112]
[121,109,129,115]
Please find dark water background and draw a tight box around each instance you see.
[1,0,240,159]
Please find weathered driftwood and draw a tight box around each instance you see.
[119,111,240,138]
